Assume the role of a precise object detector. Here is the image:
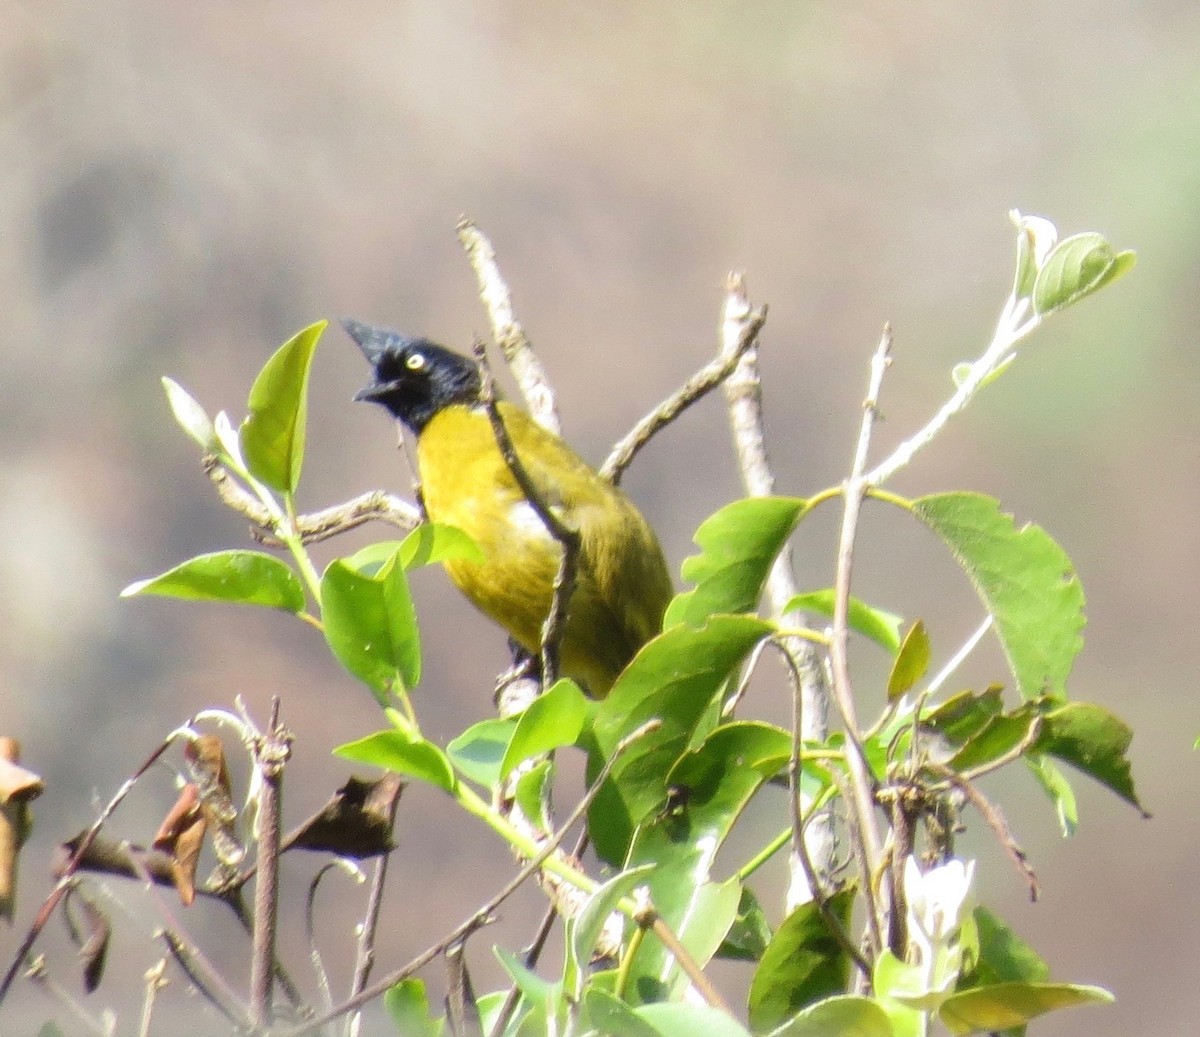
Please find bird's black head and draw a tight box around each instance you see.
[344,319,482,435]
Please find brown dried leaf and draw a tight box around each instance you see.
[286,775,403,858]
[151,785,207,906]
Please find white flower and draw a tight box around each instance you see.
[904,855,975,963]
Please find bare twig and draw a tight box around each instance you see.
[160,929,250,1031]
[0,736,176,1005]
[475,342,581,689]
[204,457,419,543]
[24,955,111,1036]
[486,833,587,1037]
[828,325,895,955]
[347,776,403,1035]
[599,301,766,483]
[138,959,169,1037]
[719,273,835,897]
[457,217,561,434]
[279,721,658,1037]
[926,762,1040,901]
[249,699,291,1030]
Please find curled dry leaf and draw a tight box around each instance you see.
[286,774,403,858]
[0,737,43,923]
[152,784,207,906]
[185,734,244,869]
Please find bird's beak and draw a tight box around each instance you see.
[352,379,401,403]
[341,317,391,366]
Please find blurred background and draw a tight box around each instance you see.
[1,1,1196,1033]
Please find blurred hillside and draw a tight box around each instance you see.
[1,2,1198,1034]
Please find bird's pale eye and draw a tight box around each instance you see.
[405,352,427,371]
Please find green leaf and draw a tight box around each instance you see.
[583,989,661,1037]
[321,555,419,702]
[587,615,774,864]
[162,377,217,452]
[783,589,903,654]
[747,891,855,1031]
[633,1003,754,1037]
[513,760,554,833]
[384,978,444,1037]
[1034,702,1145,813]
[565,865,653,996]
[239,320,325,493]
[1032,233,1136,316]
[447,718,516,788]
[665,497,808,627]
[618,725,803,1001]
[716,885,773,962]
[766,995,895,1037]
[121,550,306,612]
[945,704,1040,773]
[912,493,1084,701]
[335,728,456,792]
[940,981,1113,1034]
[346,525,485,578]
[888,621,931,700]
[961,908,1049,988]
[924,688,1005,745]
[500,679,592,781]
[1025,755,1078,836]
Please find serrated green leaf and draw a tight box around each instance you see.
[912,493,1084,701]
[121,550,306,612]
[1034,701,1144,813]
[888,621,931,700]
[748,891,855,1032]
[500,679,592,781]
[321,556,419,702]
[384,978,444,1037]
[665,497,808,627]
[1025,755,1078,836]
[783,589,903,654]
[239,321,326,493]
[447,718,516,788]
[939,981,1113,1034]
[162,378,217,452]
[766,995,895,1037]
[587,615,774,864]
[1033,233,1136,316]
[336,729,455,792]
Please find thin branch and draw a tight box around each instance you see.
[485,833,586,1037]
[280,720,659,1037]
[204,457,419,543]
[475,342,581,689]
[719,272,834,892]
[599,301,766,483]
[138,959,169,1037]
[865,296,1039,486]
[926,762,1040,901]
[827,324,894,954]
[457,217,561,434]
[0,736,176,1005]
[249,699,291,1030]
[159,929,251,1031]
[347,775,403,1031]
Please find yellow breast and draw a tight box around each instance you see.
[415,403,672,696]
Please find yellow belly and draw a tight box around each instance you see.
[416,403,672,696]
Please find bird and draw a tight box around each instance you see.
[345,319,673,697]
